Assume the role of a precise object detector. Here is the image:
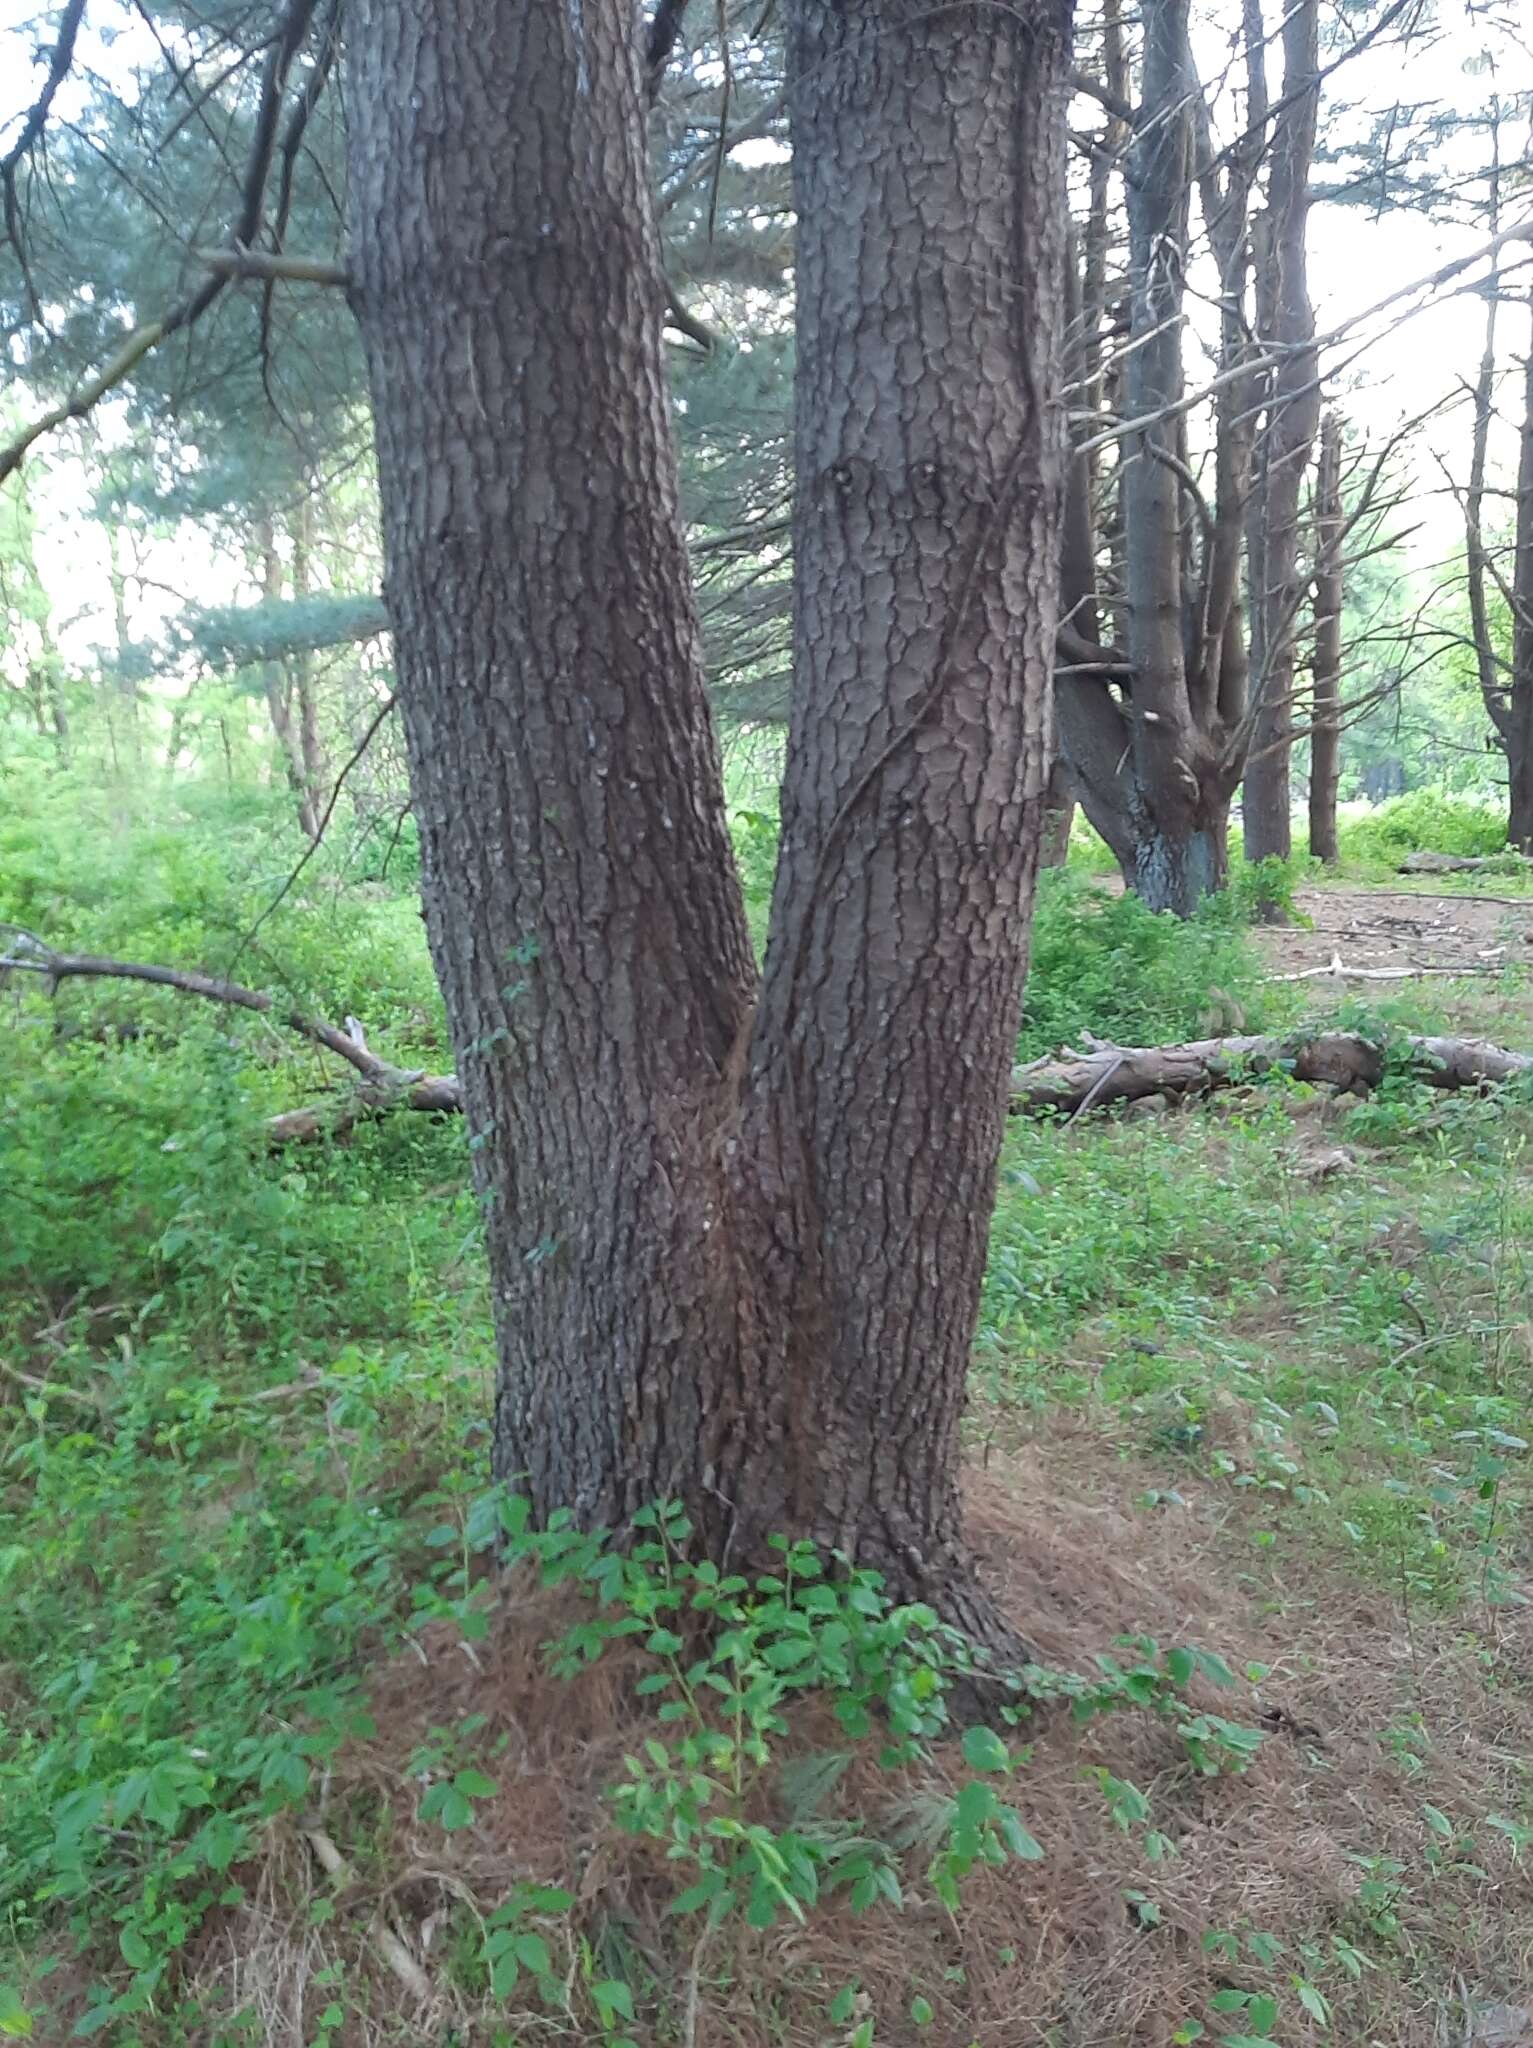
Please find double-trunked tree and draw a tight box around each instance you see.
[344,0,1073,1629]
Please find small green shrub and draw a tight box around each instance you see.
[1334,791,1507,873]
[1019,872,1271,1059]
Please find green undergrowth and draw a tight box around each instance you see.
[7,782,1533,2041]
[1330,790,1511,877]
[1018,868,1296,1059]
[983,1056,1533,1614]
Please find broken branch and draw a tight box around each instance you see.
[194,244,349,285]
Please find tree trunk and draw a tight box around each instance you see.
[1467,123,1504,728]
[1308,410,1342,865]
[103,516,142,771]
[258,509,328,842]
[1508,306,1533,853]
[1040,755,1075,868]
[1241,0,1321,877]
[1060,0,1242,919]
[347,0,1070,1598]
[290,496,328,841]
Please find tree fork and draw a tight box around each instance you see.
[343,0,1072,1635]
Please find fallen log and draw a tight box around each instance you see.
[1009,1030,1533,1116]
[8,928,1533,1136]
[264,1071,462,1143]
[1398,850,1533,875]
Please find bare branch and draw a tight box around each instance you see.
[664,280,720,351]
[0,925,384,1080]
[195,244,348,285]
[2,0,88,318]
[645,0,692,103]
[226,691,398,969]
[1078,218,1533,459]
[0,0,323,486]
[1070,65,1134,125]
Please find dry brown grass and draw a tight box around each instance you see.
[129,1420,1533,2048]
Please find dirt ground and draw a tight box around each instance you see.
[1253,881,1533,1039]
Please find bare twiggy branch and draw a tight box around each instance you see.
[0,0,323,485]
[2,0,88,317]
[195,244,348,285]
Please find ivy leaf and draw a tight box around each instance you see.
[1296,1981,1330,2026]
[828,1984,858,2025]
[594,1980,635,2025]
[996,1807,1045,1861]
[0,1989,34,2040]
[960,1726,1011,1773]
[1247,1992,1278,2034]
[118,1927,151,1970]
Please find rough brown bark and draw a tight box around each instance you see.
[1308,410,1342,865]
[1108,0,1232,915]
[1241,0,1321,876]
[723,0,1069,1596]
[346,0,1071,1613]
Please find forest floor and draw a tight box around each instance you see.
[1256,880,1533,1038]
[9,864,1533,2048]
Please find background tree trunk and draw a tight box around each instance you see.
[348,0,1070,1598]
[289,497,328,841]
[1510,313,1533,851]
[1308,410,1342,864]
[1241,0,1321,878]
[1466,122,1506,785]
[1040,755,1076,868]
[1117,0,1229,916]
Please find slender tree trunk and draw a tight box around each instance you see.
[1510,312,1533,853]
[1309,411,1342,864]
[290,496,328,840]
[1242,0,1321,877]
[28,650,69,758]
[1040,756,1075,868]
[1467,113,1506,770]
[347,0,1069,1605]
[103,518,142,771]
[1115,0,1231,916]
[1053,236,1138,881]
[1058,0,1269,915]
[257,514,325,841]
